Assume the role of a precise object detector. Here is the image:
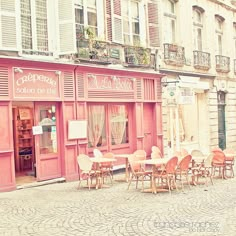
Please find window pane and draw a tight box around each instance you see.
[110,105,129,145]
[88,105,106,148]
[131,1,139,18]
[39,106,57,154]
[75,7,84,24]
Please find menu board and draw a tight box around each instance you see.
[68,120,87,139]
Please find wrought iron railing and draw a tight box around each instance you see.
[124,46,152,67]
[193,51,211,70]
[215,55,230,73]
[76,39,111,64]
[163,43,185,66]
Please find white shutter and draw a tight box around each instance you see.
[0,0,17,50]
[58,0,76,54]
[111,0,123,44]
[139,1,146,47]
[96,0,105,39]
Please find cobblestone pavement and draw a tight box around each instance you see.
[0,171,235,236]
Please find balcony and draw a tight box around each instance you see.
[193,51,211,70]
[124,46,152,68]
[76,39,112,64]
[164,43,185,66]
[215,55,230,73]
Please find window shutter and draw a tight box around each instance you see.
[111,0,123,44]
[58,0,76,54]
[148,0,159,47]
[0,0,17,50]
[106,0,112,41]
[96,0,105,39]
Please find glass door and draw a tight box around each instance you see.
[34,103,61,181]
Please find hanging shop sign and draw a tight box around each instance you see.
[164,85,179,106]
[13,68,60,99]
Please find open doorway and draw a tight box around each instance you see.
[12,102,36,186]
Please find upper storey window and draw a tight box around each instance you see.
[20,0,51,56]
[193,7,204,51]
[75,0,98,39]
[163,0,176,43]
[122,0,140,45]
[215,15,224,55]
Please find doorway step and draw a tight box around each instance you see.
[16,177,66,190]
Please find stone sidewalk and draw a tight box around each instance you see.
[0,172,235,236]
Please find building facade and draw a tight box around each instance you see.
[0,0,163,191]
[157,0,236,156]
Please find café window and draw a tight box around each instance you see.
[88,104,129,148]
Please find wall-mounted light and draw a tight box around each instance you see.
[14,67,23,73]
[55,70,61,76]
[130,78,136,82]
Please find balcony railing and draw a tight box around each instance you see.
[124,46,152,67]
[76,39,111,64]
[193,51,211,70]
[164,43,185,66]
[215,55,230,73]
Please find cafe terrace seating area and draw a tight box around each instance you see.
[77,147,235,193]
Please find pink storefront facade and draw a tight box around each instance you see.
[0,58,163,192]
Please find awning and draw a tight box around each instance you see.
[178,76,210,90]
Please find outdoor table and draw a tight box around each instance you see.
[114,154,131,182]
[91,157,117,189]
[135,158,171,194]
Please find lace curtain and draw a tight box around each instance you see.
[110,105,127,145]
[88,105,105,147]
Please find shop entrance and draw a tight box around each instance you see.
[12,102,61,186]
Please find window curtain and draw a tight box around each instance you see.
[88,105,105,147]
[110,105,126,144]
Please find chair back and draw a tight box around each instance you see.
[204,153,214,167]
[178,154,192,171]
[165,156,178,174]
[212,150,226,164]
[191,149,204,157]
[93,148,103,158]
[151,146,163,158]
[77,154,93,171]
[151,151,162,159]
[133,149,146,160]
[101,152,114,168]
[128,154,143,173]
